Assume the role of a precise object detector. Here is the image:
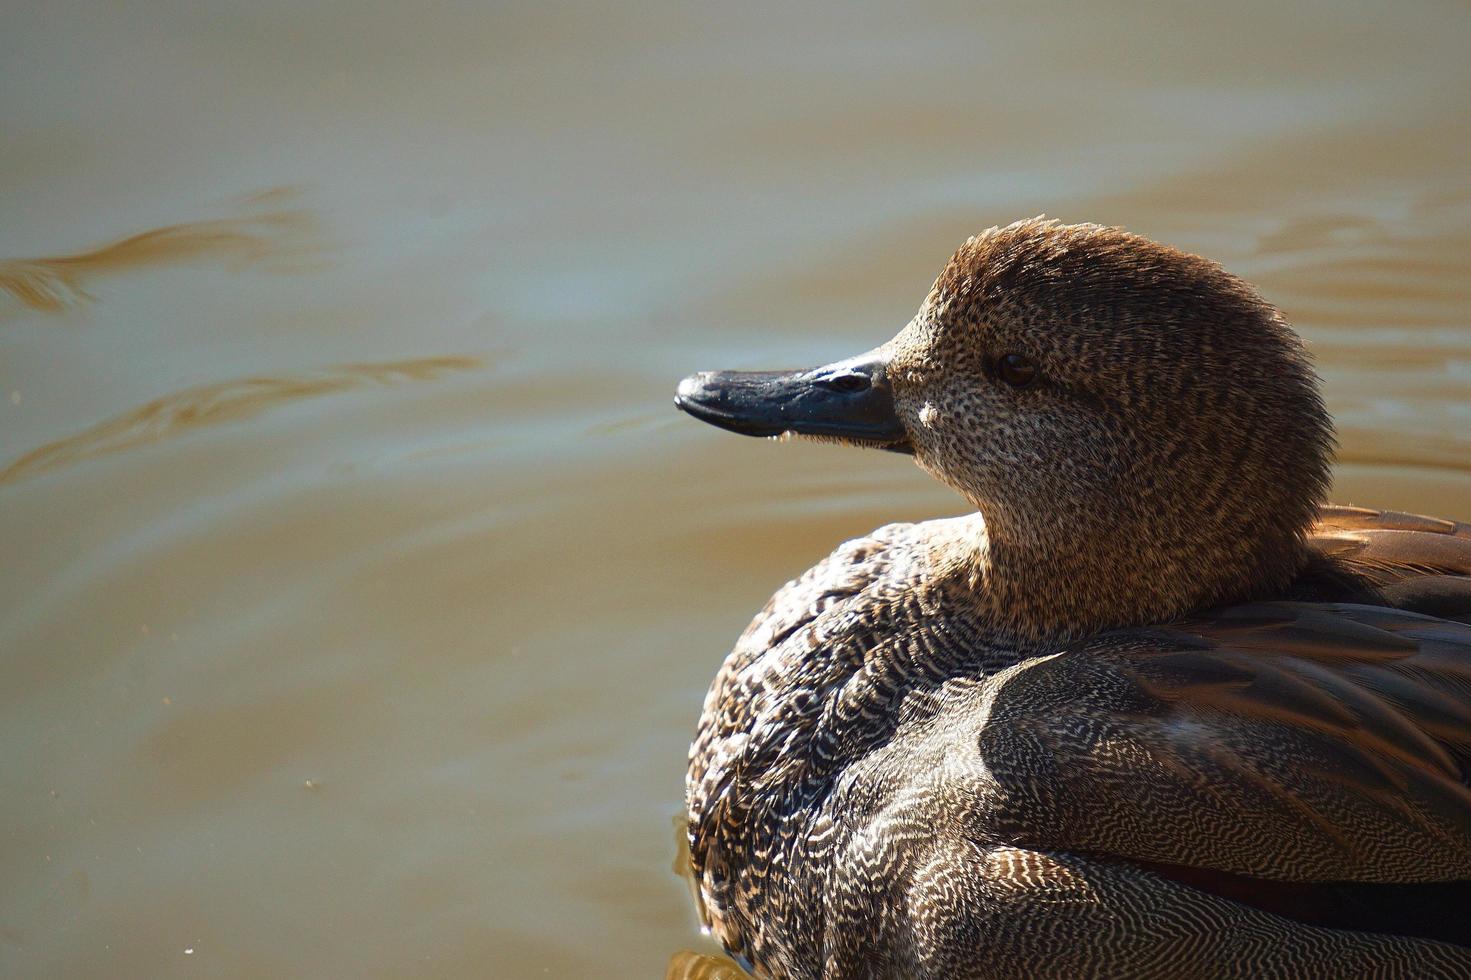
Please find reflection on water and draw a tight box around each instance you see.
[1,1,1469,977]
[666,950,750,980]
[0,356,481,485]
[0,210,318,314]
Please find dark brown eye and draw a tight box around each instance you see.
[997,353,1039,389]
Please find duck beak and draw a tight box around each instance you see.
[674,349,913,453]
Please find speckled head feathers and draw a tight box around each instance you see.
[885,218,1335,638]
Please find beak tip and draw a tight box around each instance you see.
[674,373,710,416]
[676,375,704,400]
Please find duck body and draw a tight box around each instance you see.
[688,509,1471,978]
[676,220,1471,978]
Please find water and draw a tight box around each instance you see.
[2,2,1468,976]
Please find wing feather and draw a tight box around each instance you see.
[978,601,1471,882]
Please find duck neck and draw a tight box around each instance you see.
[939,506,1309,645]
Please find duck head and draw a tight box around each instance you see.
[677,218,1335,641]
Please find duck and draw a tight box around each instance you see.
[672,218,1471,979]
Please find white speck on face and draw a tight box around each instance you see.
[918,402,939,428]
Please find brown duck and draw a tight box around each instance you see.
[673,219,1471,979]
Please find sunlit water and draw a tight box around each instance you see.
[2,2,1469,977]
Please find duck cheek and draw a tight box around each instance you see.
[911,427,997,501]
[907,428,958,486]
[895,399,940,455]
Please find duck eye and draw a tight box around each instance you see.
[997,353,1039,389]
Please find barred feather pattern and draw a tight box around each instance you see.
[686,508,1471,979]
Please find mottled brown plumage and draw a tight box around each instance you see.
[674,219,1471,978]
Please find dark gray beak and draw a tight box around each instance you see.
[674,349,912,453]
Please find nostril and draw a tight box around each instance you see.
[824,373,871,394]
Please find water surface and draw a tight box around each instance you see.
[2,2,1469,977]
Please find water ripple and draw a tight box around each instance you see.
[0,210,320,314]
[0,356,483,486]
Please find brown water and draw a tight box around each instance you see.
[2,2,1469,977]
